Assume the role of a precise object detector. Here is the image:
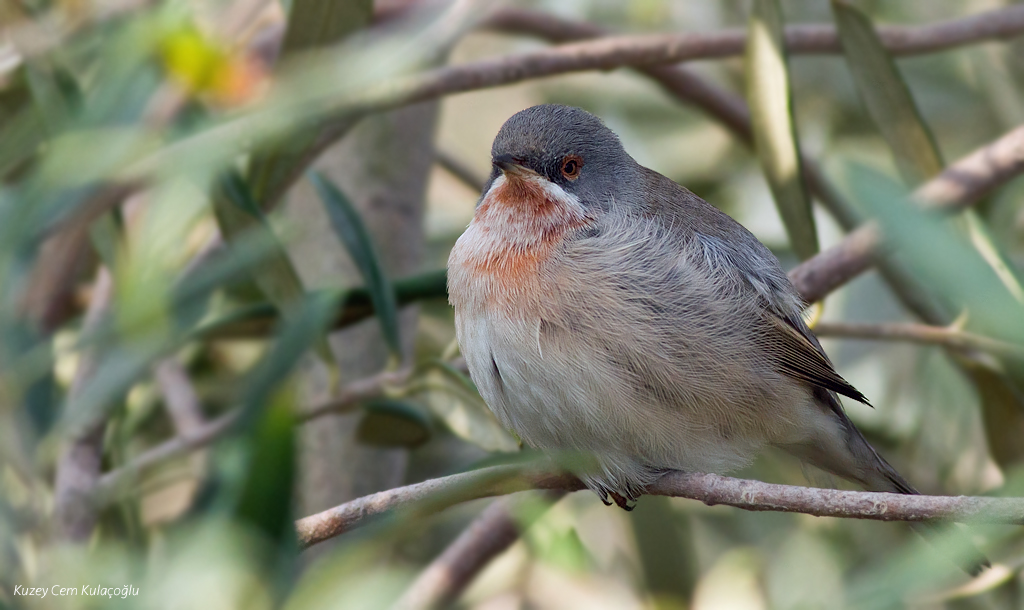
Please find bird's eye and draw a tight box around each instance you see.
[560,155,583,180]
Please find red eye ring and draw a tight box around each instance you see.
[560,155,583,180]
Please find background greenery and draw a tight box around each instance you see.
[1,0,1024,608]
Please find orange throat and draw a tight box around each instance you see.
[449,172,594,312]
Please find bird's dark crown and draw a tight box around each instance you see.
[489,105,632,191]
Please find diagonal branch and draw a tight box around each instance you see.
[789,124,1024,302]
[53,267,116,541]
[93,364,431,500]
[482,8,861,230]
[393,492,566,610]
[295,466,1024,549]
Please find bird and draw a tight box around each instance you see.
[446,105,986,572]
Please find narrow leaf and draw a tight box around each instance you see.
[832,0,943,185]
[236,290,340,428]
[356,400,431,447]
[89,211,122,269]
[234,394,297,547]
[309,171,402,355]
[245,0,372,206]
[280,0,373,55]
[832,1,1024,303]
[834,1,1024,472]
[847,165,1024,345]
[214,173,336,365]
[746,0,818,260]
[215,173,307,316]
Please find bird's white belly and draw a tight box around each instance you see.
[455,308,771,496]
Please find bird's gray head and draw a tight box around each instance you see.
[487,105,637,211]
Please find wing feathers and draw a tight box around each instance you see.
[765,314,870,405]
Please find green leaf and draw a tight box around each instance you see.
[833,1,1024,473]
[89,211,122,269]
[832,0,943,185]
[356,400,431,447]
[630,496,698,603]
[420,366,519,453]
[214,172,337,363]
[193,269,448,340]
[24,63,80,135]
[745,0,818,260]
[280,0,373,55]
[234,394,297,548]
[216,172,307,317]
[245,0,372,207]
[832,1,1024,304]
[528,526,593,574]
[237,290,340,428]
[190,292,337,527]
[309,171,402,355]
[846,164,1024,345]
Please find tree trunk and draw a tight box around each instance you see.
[285,101,439,552]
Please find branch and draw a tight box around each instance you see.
[789,225,880,303]
[483,8,862,231]
[196,269,448,339]
[93,364,434,500]
[813,321,1024,359]
[789,124,1024,302]
[295,466,1024,549]
[154,359,206,435]
[53,267,115,541]
[393,493,565,610]
[185,5,1024,221]
[295,466,582,549]
[92,409,238,501]
[341,6,1024,118]
[917,124,1024,213]
[483,6,1024,58]
[435,148,488,194]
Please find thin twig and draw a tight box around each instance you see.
[134,5,1024,215]
[435,148,488,194]
[814,321,1024,359]
[53,267,115,541]
[393,492,566,610]
[295,466,1024,549]
[154,359,206,435]
[93,410,238,501]
[93,366,419,500]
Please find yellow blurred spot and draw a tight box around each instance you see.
[159,27,266,106]
[160,28,226,93]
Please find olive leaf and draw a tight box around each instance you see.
[746,0,818,260]
[309,171,402,356]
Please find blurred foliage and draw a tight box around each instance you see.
[1,0,1024,608]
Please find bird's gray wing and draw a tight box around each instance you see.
[643,169,869,406]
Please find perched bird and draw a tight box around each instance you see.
[446,105,981,574]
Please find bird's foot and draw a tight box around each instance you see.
[609,491,636,511]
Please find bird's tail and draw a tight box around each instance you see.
[834,411,990,577]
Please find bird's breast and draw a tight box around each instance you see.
[447,173,594,316]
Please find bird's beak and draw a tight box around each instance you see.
[492,155,535,178]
